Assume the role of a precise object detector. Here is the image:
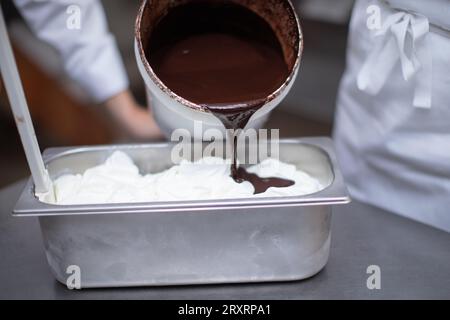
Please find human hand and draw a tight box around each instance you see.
[104,90,164,140]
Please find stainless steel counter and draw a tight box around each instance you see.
[1,180,449,299]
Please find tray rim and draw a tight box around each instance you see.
[13,137,351,217]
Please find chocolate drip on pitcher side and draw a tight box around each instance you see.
[147,1,295,194]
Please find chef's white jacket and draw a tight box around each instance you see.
[334,0,450,232]
[13,0,129,103]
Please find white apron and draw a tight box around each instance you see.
[334,0,450,232]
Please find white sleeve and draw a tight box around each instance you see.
[13,0,129,103]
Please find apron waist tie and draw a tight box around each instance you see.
[357,11,432,109]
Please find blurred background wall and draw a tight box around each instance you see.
[0,0,353,188]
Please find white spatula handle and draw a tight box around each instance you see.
[0,5,51,194]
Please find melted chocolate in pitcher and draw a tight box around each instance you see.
[147,1,294,194]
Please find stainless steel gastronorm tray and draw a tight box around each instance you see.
[14,137,350,288]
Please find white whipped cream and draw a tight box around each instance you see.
[40,151,323,205]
